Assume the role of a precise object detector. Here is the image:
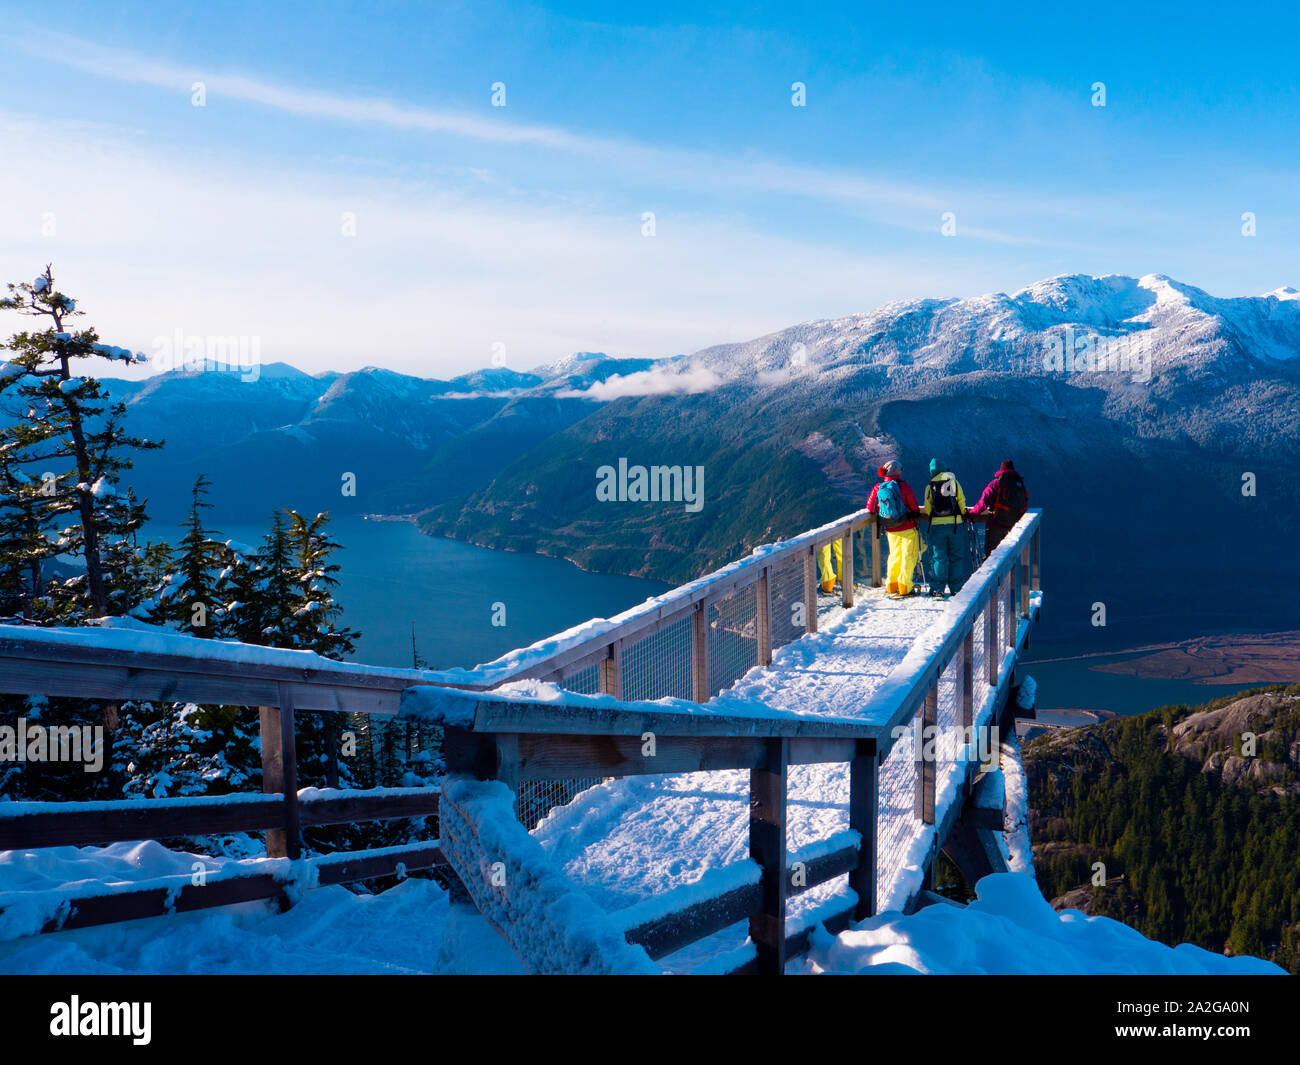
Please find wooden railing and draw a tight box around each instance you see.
[403,510,1044,973]
[449,507,887,697]
[0,508,1041,972]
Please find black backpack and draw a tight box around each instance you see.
[928,476,960,519]
[992,472,1028,525]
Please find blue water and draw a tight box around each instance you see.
[1020,644,1264,718]
[159,515,669,670]
[151,514,1274,713]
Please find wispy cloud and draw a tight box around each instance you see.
[11,28,1070,241]
[556,367,724,399]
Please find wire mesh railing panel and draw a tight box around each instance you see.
[707,582,759,697]
[768,555,808,653]
[621,613,694,703]
[936,650,964,768]
[559,663,601,696]
[877,709,921,900]
[515,778,604,830]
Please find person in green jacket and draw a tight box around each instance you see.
[922,458,970,598]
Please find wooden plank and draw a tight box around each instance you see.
[841,531,855,607]
[625,880,762,961]
[1006,571,1016,649]
[465,697,885,741]
[915,685,937,825]
[0,630,421,709]
[1032,526,1042,592]
[985,597,998,687]
[871,519,882,588]
[748,738,789,976]
[0,789,443,851]
[278,687,302,861]
[625,843,855,962]
[313,842,446,885]
[599,642,622,699]
[803,549,818,635]
[20,842,447,935]
[297,788,443,828]
[961,629,974,731]
[0,656,279,709]
[848,740,878,920]
[259,703,289,859]
[443,726,504,780]
[691,601,710,702]
[787,736,858,765]
[1020,543,1031,617]
[756,566,772,666]
[0,793,283,850]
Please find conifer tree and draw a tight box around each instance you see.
[0,265,163,620]
[171,475,219,636]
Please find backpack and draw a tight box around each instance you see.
[876,479,907,529]
[928,475,960,519]
[992,472,1028,526]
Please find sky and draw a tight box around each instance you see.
[1,1,1297,379]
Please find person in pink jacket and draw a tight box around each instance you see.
[968,460,1029,559]
[866,460,924,597]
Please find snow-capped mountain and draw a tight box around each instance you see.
[423,274,1300,646]
[9,273,1297,645]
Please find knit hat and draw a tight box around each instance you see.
[929,459,947,477]
[999,460,1016,472]
[879,460,902,478]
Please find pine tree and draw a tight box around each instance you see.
[169,475,220,637]
[0,265,163,620]
[1,266,165,795]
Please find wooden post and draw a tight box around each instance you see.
[870,519,882,588]
[915,687,937,825]
[985,597,998,687]
[803,549,818,635]
[749,738,789,975]
[259,689,301,861]
[756,566,773,666]
[848,741,877,920]
[961,629,974,731]
[1006,571,1016,649]
[840,530,855,608]
[1031,525,1041,592]
[1019,543,1031,618]
[692,601,710,702]
[600,641,623,699]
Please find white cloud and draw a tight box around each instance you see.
[0,109,997,378]
[555,367,724,400]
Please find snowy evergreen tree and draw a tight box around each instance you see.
[0,265,163,621]
[167,475,220,637]
[0,266,168,798]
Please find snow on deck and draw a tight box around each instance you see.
[531,584,975,972]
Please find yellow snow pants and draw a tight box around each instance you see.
[817,539,843,593]
[886,528,922,595]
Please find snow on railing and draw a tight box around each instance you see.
[0,508,1042,974]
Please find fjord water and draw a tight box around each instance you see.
[173,515,669,671]
[156,515,1266,714]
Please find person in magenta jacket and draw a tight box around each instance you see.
[968,460,1029,559]
[866,460,924,596]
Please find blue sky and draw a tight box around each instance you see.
[1,1,1297,377]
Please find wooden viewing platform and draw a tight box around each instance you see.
[0,509,1042,974]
